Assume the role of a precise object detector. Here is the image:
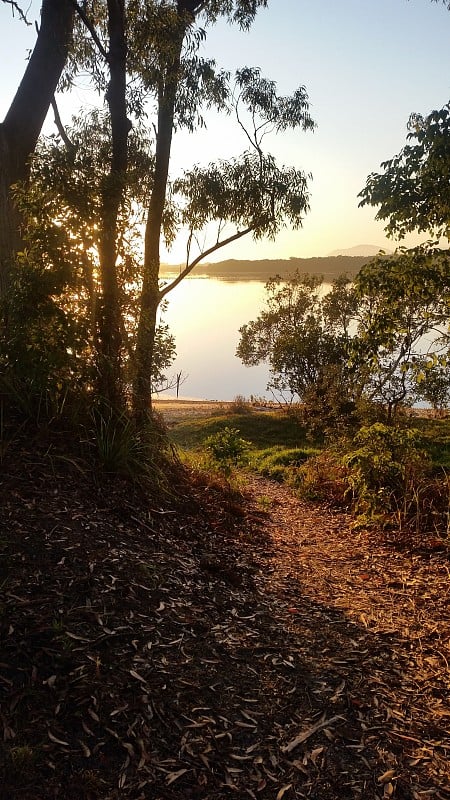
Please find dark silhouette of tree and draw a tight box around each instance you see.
[0,0,74,308]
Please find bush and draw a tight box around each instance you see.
[229,395,251,414]
[204,426,251,477]
[297,447,348,505]
[342,423,430,528]
[89,404,169,487]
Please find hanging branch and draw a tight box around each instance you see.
[159,224,255,300]
[68,0,108,60]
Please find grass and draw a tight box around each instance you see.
[169,410,322,482]
[413,416,450,470]
[169,407,450,535]
[169,408,450,474]
[169,410,316,450]
[248,445,320,481]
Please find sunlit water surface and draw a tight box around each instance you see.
[160,275,434,404]
[160,277,271,401]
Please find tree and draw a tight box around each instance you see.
[358,98,450,417]
[358,104,450,241]
[237,272,360,423]
[9,0,314,419]
[353,246,450,419]
[237,253,450,426]
[0,0,74,306]
[413,356,450,414]
[128,3,313,418]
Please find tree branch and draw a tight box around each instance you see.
[1,0,30,24]
[159,224,255,300]
[50,96,76,152]
[68,0,108,60]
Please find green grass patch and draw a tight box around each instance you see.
[169,411,316,452]
[413,417,450,470]
[249,445,320,482]
[169,410,450,535]
[169,410,322,485]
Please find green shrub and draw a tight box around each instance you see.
[342,423,430,527]
[90,404,168,486]
[204,426,251,477]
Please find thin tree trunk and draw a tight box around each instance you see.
[132,20,187,420]
[97,0,129,408]
[0,0,74,307]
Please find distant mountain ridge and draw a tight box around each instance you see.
[328,244,392,257]
[160,254,384,281]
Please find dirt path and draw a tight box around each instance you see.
[242,472,450,799]
[155,401,450,797]
[1,426,449,799]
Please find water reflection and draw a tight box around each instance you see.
[160,277,271,401]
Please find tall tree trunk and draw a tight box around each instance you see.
[0,0,74,310]
[97,0,129,408]
[132,19,187,420]
[0,133,22,308]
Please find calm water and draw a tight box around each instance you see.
[159,275,434,405]
[160,277,271,401]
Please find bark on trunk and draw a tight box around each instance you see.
[0,132,22,311]
[97,0,129,408]
[132,20,187,420]
[0,0,74,307]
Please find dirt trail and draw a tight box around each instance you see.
[155,400,450,797]
[242,472,450,798]
[1,419,449,799]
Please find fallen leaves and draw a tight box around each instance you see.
[281,714,344,753]
[0,442,449,799]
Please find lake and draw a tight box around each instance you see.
[159,273,435,407]
[159,277,272,401]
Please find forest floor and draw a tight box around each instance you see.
[0,408,449,800]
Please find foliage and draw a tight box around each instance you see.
[353,245,450,419]
[342,423,430,528]
[0,113,177,416]
[237,272,360,421]
[237,251,450,432]
[359,104,450,240]
[89,402,170,487]
[413,357,450,413]
[412,414,450,469]
[0,180,92,417]
[204,426,251,476]
[296,447,348,505]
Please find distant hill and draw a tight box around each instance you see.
[328,244,392,257]
[160,254,384,281]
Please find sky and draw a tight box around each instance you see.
[1,0,450,262]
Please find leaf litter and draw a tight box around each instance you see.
[0,435,449,799]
